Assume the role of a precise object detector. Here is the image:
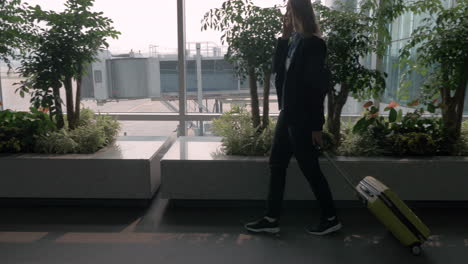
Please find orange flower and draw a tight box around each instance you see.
[408,100,419,107]
[39,107,49,113]
[387,101,400,109]
[363,101,373,108]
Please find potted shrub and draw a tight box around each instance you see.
[399,0,468,152]
[202,0,282,132]
[16,0,120,130]
[0,0,121,154]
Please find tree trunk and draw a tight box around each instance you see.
[372,0,391,112]
[0,74,3,111]
[374,53,384,110]
[441,61,468,148]
[52,85,65,129]
[262,70,271,130]
[63,76,75,129]
[326,83,350,145]
[248,67,261,131]
[75,75,82,127]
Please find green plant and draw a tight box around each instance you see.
[79,108,120,144]
[352,101,397,137]
[393,110,442,138]
[17,0,120,130]
[69,123,107,154]
[337,121,384,156]
[400,0,468,147]
[96,114,120,145]
[391,132,437,156]
[33,108,119,154]
[312,2,391,144]
[212,105,275,156]
[0,127,23,152]
[0,0,37,66]
[34,129,78,154]
[1,0,38,111]
[338,131,385,156]
[202,0,282,131]
[0,108,55,153]
[77,107,95,127]
[351,100,450,156]
[451,120,468,156]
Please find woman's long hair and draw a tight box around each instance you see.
[289,0,321,37]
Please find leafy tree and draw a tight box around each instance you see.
[313,2,387,143]
[17,0,120,129]
[0,0,37,110]
[400,0,468,149]
[360,0,407,107]
[0,0,36,66]
[201,0,282,131]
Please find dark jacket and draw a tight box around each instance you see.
[273,35,328,131]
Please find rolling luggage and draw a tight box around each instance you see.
[322,151,431,255]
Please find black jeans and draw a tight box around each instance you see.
[266,110,336,220]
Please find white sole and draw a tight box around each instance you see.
[245,226,280,234]
[307,223,343,235]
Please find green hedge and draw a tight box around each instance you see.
[212,105,468,157]
[0,108,55,153]
[35,109,120,154]
[0,108,120,154]
[212,105,274,156]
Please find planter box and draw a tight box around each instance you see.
[161,137,468,201]
[0,136,175,200]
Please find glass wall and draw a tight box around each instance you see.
[180,0,365,136]
[382,0,467,114]
[2,0,464,134]
[0,0,182,136]
[382,9,422,104]
[182,0,281,136]
[184,0,280,116]
[1,0,179,113]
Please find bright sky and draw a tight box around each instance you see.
[24,0,332,54]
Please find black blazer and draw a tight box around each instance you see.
[273,35,328,131]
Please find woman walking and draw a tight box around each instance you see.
[244,0,341,236]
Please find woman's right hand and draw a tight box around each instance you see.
[282,9,293,39]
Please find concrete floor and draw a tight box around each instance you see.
[0,195,467,264]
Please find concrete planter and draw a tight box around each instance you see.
[161,137,468,201]
[0,136,175,200]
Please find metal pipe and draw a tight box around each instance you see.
[177,0,187,136]
[0,73,3,111]
[0,62,3,111]
[196,43,203,113]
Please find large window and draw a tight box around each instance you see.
[4,0,463,138]
[0,0,369,139]
[184,0,283,116]
[0,0,182,136]
[382,10,424,104]
[183,0,283,136]
[382,0,468,114]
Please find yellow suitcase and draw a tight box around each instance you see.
[323,152,431,255]
[357,176,431,255]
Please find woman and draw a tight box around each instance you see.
[244,0,341,236]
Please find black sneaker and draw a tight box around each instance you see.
[306,216,342,235]
[244,217,280,234]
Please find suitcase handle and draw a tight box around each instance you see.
[315,146,358,191]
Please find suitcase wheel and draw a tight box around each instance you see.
[411,244,422,256]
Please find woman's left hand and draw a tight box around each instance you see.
[312,131,323,147]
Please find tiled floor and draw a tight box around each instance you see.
[0,195,467,264]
